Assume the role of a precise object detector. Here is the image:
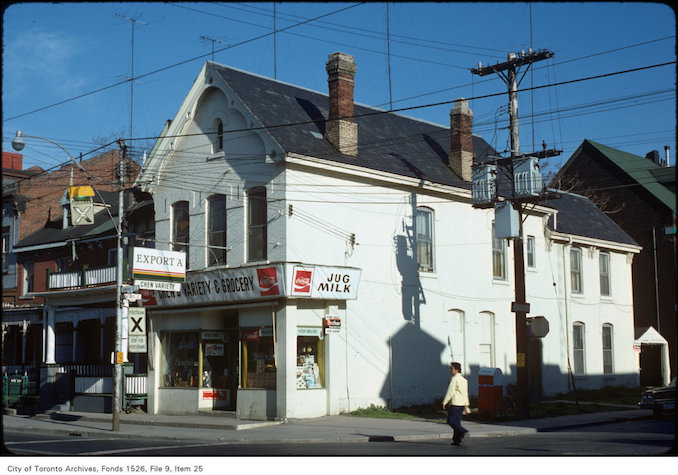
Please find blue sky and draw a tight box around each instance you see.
[2,2,675,177]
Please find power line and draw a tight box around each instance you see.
[3,2,366,123]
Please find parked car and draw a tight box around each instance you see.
[639,377,676,416]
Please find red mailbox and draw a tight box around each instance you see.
[478,367,503,418]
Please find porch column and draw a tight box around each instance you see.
[21,320,29,365]
[45,305,56,364]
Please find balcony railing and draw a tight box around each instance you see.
[47,265,117,290]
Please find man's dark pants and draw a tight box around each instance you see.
[447,405,468,443]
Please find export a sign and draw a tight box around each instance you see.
[132,248,186,291]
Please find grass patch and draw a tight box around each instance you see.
[349,386,642,422]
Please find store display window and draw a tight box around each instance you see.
[161,331,199,388]
[296,328,324,389]
[241,328,276,389]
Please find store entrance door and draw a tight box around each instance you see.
[201,329,238,411]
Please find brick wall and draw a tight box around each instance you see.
[15,150,140,240]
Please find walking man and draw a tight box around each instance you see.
[442,362,469,445]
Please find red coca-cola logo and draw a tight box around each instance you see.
[139,289,157,306]
[256,267,280,296]
[293,270,313,293]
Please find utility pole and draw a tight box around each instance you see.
[471,49,559,419]
[112,139,126,431]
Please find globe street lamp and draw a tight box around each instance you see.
[12,130,125,432]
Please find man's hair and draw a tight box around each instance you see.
[450,362,462,372]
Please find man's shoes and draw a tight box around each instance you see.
[451,441,461,446]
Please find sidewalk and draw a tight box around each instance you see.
[2,405,654,445]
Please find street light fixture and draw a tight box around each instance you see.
[11,130,125,432]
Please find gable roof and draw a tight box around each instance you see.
[580,139,675,212]
[542,191,638,247]
[210,62,500,188]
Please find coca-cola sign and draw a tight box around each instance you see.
[256,267,280,296]
[292,267,313,295]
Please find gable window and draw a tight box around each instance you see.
[492,225,507,281]
[213,119,224,153]
[526,235,536,268]
[416,207,434,272]
[23,261,34,295]
[602,323,614,374]
[247,187,267,262]
[172,201,190,268]
[570,247,583,293]
[573,322,585,375]
[207,194,227,266]
[599,252,610,297]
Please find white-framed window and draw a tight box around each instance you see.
[247,187,267,262]
[602,323,613,374]
[22,260,34,295]
[416,207,434,272]
[570,247,583,293]
[573,322,585,375]
[492,225,507,281]
[207,194,227,266]
[172,201,190,268]
[2,226,9,272]
[599,252,610,297]
[526,235,536,268]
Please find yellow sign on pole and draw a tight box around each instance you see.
[116,351,124,364]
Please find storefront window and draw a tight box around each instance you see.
[162,331,199,388]
[296,328,324,389]
[241,328,276,389]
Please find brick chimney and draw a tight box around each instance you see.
[449,98,473,181]
[2,151,23,170]
[325,52,358,156]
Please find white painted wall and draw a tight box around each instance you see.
[142,63,639,417]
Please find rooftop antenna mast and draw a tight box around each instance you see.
[115,14,147,148]
[273,3,277,79]
[200,36,229,62]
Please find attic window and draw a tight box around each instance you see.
[212,119,224,153]
[309,131,323,139]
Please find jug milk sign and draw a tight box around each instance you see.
[132,247,186,291]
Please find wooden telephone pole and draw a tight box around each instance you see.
[471,49,559,419]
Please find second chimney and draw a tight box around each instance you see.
[449,98,474,181]
[325,52,358,156]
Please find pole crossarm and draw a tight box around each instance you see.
[471,49,554,76]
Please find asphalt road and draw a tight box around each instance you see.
[2,418,675,457]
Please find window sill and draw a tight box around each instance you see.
[570,292,585,298]
[600,295,613,302]
[206,151,225,161]
[492,278,510,285]
[419,270,437,279]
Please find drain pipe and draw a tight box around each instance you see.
[562,238,578,409]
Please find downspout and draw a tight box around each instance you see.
[562,238,578,408]
[652,227,660,333]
